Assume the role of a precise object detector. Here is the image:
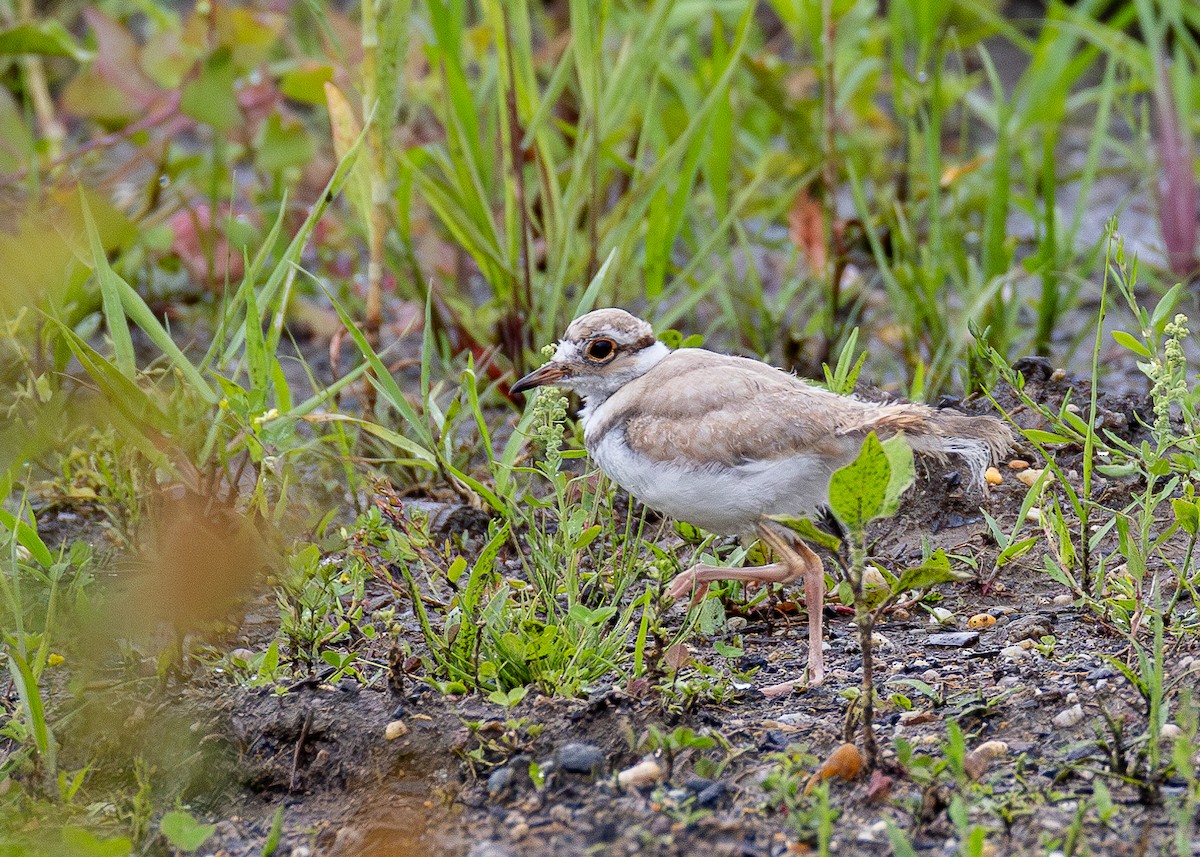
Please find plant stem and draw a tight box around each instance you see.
[850,538,878,769]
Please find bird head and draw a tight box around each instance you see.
[511,308,670,403]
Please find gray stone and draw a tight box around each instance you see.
[555,742,605,775]
[927,632,980,647]
[487,766,515,797]
[696,781,726,807]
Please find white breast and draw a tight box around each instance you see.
[588,428,836,536]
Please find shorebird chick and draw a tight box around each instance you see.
[512,308,1012,684]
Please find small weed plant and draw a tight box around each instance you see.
[366,381,664,699]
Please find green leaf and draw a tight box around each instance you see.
[79,191,217,401]
[713,640,743,659]
[0,506,53,568]
[257,112,315,173]
[0,21,92,60]
[181,48,239,130]
[879,434,916,517]
[1172,498,1199,536]
[260,805,285,857]
[159,811,216,853]
[279,62,334,104]
[60,828,133,857]
[767,515,843,552]
[1111,329,1152,359]
[894,550,968,593]
[1023,429,1076,445]
[829,432,890,531]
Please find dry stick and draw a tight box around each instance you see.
[289,708,314,793]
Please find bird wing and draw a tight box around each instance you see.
[597,349,870,468]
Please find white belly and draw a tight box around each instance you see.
[589,429,835,535]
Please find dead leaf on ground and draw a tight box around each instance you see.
[865,769,893,804]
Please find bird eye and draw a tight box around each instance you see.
[586,338,615,361]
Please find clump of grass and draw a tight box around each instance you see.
[374,383,660,699]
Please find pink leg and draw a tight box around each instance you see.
[667,522,826,686]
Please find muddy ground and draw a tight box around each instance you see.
[28,364,1200,857]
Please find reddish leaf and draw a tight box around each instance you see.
[81,9,160,110]
[865,769,893,804]
[788,187,827,274]
[662,643,691,672]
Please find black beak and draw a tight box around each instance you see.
[510,362,568,395]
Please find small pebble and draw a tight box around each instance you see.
[1052,593,1073,605]
[927,632,979,647]
[856,820,888,843]
[1050,368,1067,382]
[1017,468,1053,488]
[984,466,1002,486]
[1007,459,1030,470]
[384,720,409,740]
[921,669,940,683]
[726,616,748,632]
[1161,723,1184,740]
[555,742,605,775]
[967,613,996,630]
[509,822,529,840]
[487,767,515,797]
[965,740,1009,779]
[1027,507,1042,523]
[696,781,726,807]
[1001,645,1030,661]
[1053,704,1084,728]
[617,758,664,788]
[928,607,955,625]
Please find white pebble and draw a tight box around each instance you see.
[1001,645,1030,661]
[1053,704,1084,728]
[617,758,664,788]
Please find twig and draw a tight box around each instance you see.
[289,708,314,793]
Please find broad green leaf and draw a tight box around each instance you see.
[1111,329,1152,359]
[60,828,133,857]
[894,550,967,593]
[181,49,239,129]
[1172,498,1199,536]
[257,112,315,173]
[880,434,916,517]
[159,811,216,853]
[829,432,890,531]
[0,21,92,60]
[767,515,843,552]
[713,641,743,659]
[280,62,334,104]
